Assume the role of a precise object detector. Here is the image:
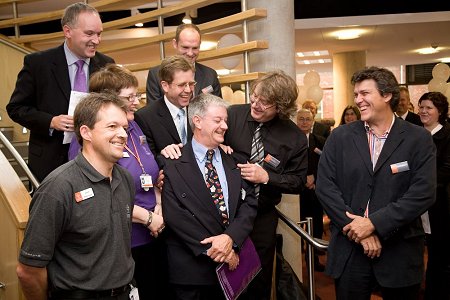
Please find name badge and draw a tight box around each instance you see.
[123,152,130,158]
[74,188,94,203]
[390,161,410,174]
[139,135,146,145]
[202,85,214,94]
[264,154,281,168]
[140,174,153,191]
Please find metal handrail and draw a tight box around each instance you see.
[276,207,329,300]
[0,131,39,190]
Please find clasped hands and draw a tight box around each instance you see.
[343,211,382,259]
[201,234,239,270]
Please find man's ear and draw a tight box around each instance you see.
[79,125,92,142]
[161,81,169,94]
[383,93,392,103]
[172,39,178,50]
[192,115,201,130]
[63,25,71,39]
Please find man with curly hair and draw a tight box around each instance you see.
[224,70,308,300]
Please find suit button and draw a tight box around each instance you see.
[181,193,186,198]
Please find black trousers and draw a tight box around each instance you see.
[131,239,170,300]
[172,283,225,300]
[335,246,421,300]
[240,208,279,300]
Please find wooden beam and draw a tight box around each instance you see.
[123,40,268,72]
[99,8,267,54]
[218,72,266,85]
[10,0,223,43]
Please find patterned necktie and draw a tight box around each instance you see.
[205,149,229,225]
[177,108,187,144]
[250,123,264,199]
[73,60,87,92]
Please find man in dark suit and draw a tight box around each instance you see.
[224,71,308,300]
[162,93,257,300]
[135,55,194,163]
[316,67,436,299]
[396,85,422,126]
[6,2,114,182]
[297,108,326,271]
[302,99,331,139]
[146,23,222,103]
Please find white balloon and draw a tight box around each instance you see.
[428,78,447,93]
[217,34,243,70]
[307,85,323,104]
[432,63,450,81]
[221,86,233,102]
[297,85,308,103]
[232,90,246,104]
[303,70,320,87]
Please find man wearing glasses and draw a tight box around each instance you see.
[224,70,308,300]
[135,55,195,165]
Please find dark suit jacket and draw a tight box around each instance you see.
[306,133,326,178]
[404,111,423,126]
[316,118,436,287]
[312,121,331,139]
[162,142,257,285]
[6,44,114,182]
[145,62,222,103]
[134,98,193,160]
[224,104,308,211]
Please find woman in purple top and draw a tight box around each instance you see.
[68,64,167,300]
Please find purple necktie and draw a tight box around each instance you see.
[73,60,87,92]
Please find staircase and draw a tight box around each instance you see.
[0,126,31,191]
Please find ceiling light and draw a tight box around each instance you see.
[417,47,439,55]
[296,50,329,57]
[216,69,232,76]
[182,12,192,24]
[131,8,143,27]
[296,58,332,65]
[440,57,450,63]
[332,29,365,40]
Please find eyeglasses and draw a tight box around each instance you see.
[121,93,142,102]
[172,81,197,90]
[250,94,275,111]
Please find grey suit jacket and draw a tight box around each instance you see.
[316,118,436,287]
[162,142,257,284]
[145,62,222,103]
[6,44,114,181]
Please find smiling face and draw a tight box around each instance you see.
[81,103,128,164]
[354,79,392,125]
[344,108,358,124]
[162,70,195,108]
[418,99,440,129]
[63,11,103,59]
[118,87,139,121]
[250,84,277,123]
[193,104,228,149]
[172,28,200,64]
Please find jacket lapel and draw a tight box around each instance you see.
[159,101,183,143]
[373,119,405,174]
[51,45,71,103]
[351,122,374,175]
[221,151,240,221]
[177,143,224,226]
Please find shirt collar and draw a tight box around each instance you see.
[364,114,396,137]
[192,138,220,164]
[164,95,186,121]
[64,41,90,66]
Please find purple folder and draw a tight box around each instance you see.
[216,237,261,300]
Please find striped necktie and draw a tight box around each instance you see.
[250,123,264,198]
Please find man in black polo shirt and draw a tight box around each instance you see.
[17,93,136,300]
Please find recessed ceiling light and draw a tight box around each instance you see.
[417,47,439,55]
[296,58,332,65]
[332,29,365,40]
[296,50,329,57]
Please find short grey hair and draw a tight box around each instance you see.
[61,2,99,28]
[188,94,229,130]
